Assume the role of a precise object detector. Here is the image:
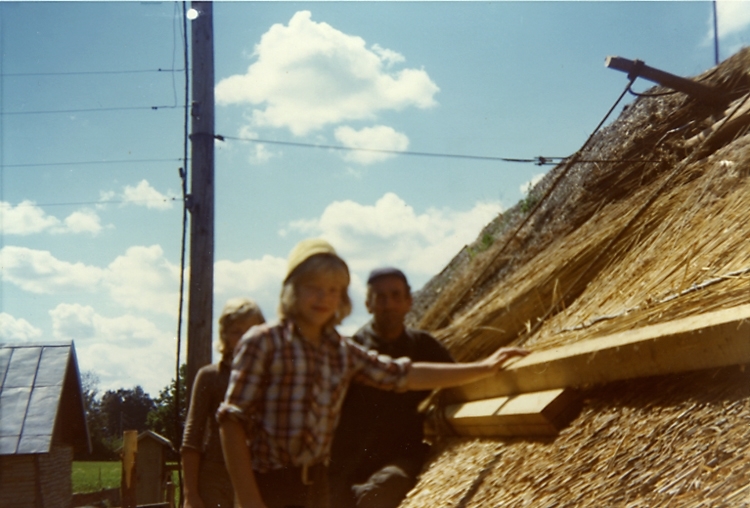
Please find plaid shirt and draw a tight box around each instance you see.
[217,320,412,473]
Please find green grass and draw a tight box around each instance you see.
[73,461,183,505]
[72,461,120,493]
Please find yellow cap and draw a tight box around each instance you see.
[284,238,346,282]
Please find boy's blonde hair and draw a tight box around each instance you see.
[278,254,352,331]
[218,297,265,354]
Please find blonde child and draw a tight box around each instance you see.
[182,298,266,508]
[218,239,528,508]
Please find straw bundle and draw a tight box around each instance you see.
[403,366,750,507]
[403,48,750,507]
[420,50,750,361]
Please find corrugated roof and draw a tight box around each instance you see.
[0,342,90,455]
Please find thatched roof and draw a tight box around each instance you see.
[404,48,750,506]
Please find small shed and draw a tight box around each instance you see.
[0,342,91,508]
[129,430,175,505]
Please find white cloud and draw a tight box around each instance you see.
[0,246,104,294]
[238,125,277,164]
[286,192,502,277]
[50,303,177,395]
[59,209,103,235]
[716,1,750,39]
[215,10,439,136]
[1,200,60,234]
[214,255,288,322]
[1,245,180,316]
[0,313,43,341]
[371,44,405,67]
[520,173,546,195]
[214,255,287,296]
[103,245,182,315]
[1,200,104,236]
[122,180,175,210]
[334,125,409,165]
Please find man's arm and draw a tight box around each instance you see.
[219,418,267,508]
[405,346,528,391]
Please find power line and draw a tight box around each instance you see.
[3,68,185,77]
[2,105,186,116]
[174,3,190,504]
[8,197,180,208]
[3,158,186,169]
[218,134,661,166]
[218,134,565,165]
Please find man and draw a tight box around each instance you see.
[329,267,454,508]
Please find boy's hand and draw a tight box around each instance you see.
[483,347,529,371]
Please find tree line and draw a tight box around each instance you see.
[79,365,187,461]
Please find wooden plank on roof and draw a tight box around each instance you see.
[445,388,581,437]
[445,303,750,403]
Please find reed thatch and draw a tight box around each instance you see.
[404,48,750,506]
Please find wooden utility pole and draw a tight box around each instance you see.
[186,1,215,399]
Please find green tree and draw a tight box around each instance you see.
[101,386,156,438]
[147,363,188,456]
[78,371,118,460]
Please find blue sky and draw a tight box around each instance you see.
[2,1,750,396]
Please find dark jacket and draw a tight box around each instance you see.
[330,322,454,482]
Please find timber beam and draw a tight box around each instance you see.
[605,56,731,106]
[445,388,582,437]
[445,304,750,404]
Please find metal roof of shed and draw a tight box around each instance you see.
[0,342,90,455]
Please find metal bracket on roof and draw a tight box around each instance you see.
[605,55,730,106]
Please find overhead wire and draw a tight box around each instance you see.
[422,73,643,330]
[218,133,560,165]
[3,68,184,77]
[0,2,6,312]
[218,134,661,167]
[8,197,180,208]
[3,158,186,169]
[3,105,185,115]
[518,84,750,345]
[174,2,190,504]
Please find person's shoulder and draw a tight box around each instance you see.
[405,327,440,343]
[238,321,281,345]
[406,327,454,360]
[193,362,224,392]
[352,321,376,346]
[196,362,222,380]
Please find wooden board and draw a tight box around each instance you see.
[446,388,581,437]
[446,303,750,403]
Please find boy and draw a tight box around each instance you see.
[218,239,528,508]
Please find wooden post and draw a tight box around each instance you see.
[605,56,729,106]
[121,430,138,508]
[186,1,215,400]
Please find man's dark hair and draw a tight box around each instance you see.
[366,267,411,295]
